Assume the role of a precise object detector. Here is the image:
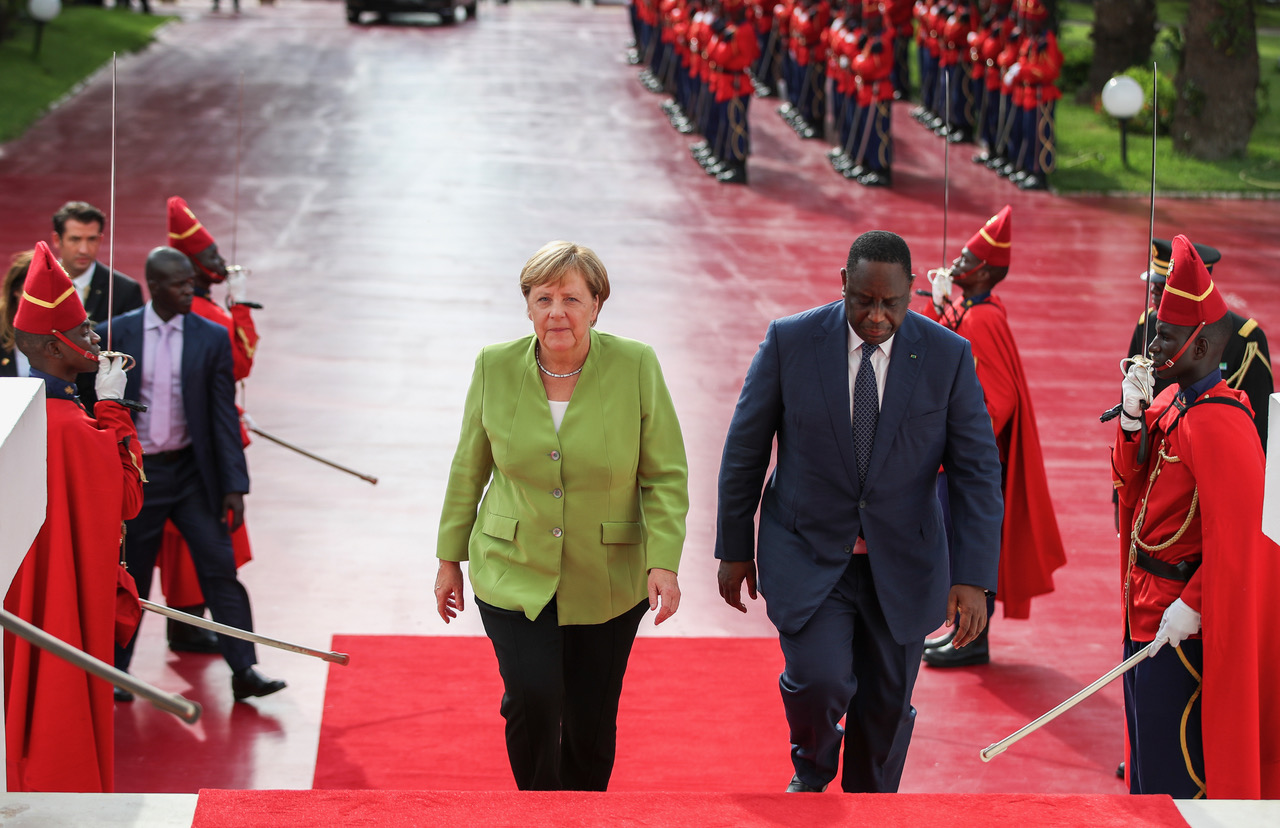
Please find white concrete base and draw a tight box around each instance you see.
[0,793,196,827]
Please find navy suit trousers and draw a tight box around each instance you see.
[779,555,925,792]
[115,450,257,673]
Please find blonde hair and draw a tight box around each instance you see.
[1,250,33,352]
[519,241,610,310]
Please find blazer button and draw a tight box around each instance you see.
[844,545,852,553]
[551,527,563,538]
[550,451,561,461]
[858,500,867,509]
[552,488,563,498]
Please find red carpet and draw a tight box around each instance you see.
[313,635,793,792]
[192,789,1188,827]
[314,635,1129,794]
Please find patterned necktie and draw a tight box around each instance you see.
[151,325,173,447]
[854,342,879,488]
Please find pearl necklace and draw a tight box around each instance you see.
[535,343,584,378]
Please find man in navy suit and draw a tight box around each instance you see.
[716,230,1002,792]
[101,247,284,703]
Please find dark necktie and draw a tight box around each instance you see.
[854,342,879,488]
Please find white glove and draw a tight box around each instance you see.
[226,267,249,305]
[930,268,953,313]
[1003,63,1021,86]
[1149,597,1200,657]
[95,353,128,401]
[1120,357,1154,432]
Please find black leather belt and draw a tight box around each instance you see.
[1135,549,1199,582]
[146,445,193,464]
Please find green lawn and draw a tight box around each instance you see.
[1051,5,1280,193]
[0,7,171,144]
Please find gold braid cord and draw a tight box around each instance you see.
[1224,341,1272,388]
[1130,444,1199,556]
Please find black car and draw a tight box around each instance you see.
[346,0,477,24]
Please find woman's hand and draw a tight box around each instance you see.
[647,568,681,625]
[435,561,465,623]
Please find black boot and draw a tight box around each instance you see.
[923,620,990,667]
[168,604,221,653]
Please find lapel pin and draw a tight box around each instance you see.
[909,353,918,359]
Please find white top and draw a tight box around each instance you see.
[548,399,569,433]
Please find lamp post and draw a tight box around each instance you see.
[1101,75,1145,169]
[29,0,61,61]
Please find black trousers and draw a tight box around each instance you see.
[1123,638,1205,797]
[778,555,925,792]
[115,449,257,673]
[478,596,648,791]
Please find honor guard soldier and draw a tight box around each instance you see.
[919,207,1066,666]
[847,0,895,186]
[4,242,145,791]
[826,0,864,176]
[935,1,974,141]
[1113,236,1280,799]
[1001,0,1059,190]
[911,0,945,128]
[694,0,760,183]
[749,0,782,96]
[1126,238,1272,452]
[971,0,1014,165]
[780,0,830,139]
[883,0,913,99]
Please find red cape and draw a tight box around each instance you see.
[1115,383,1280,798]
[4,399,144,792]
[929,297,1067,618]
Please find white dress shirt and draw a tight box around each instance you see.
[847,322,894,417]
[138,303,191,454]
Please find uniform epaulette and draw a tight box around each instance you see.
[1237,317,1258,338]
[1137,309,1149,325]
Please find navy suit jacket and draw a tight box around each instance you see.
[97,308,249,514]
[716,303,1003,643]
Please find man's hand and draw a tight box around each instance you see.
[1121,357,1154,432]
[1150,598,1200,656]
[222,492,245,533]
[946,584,988,648]
[95,353,128,400]
[435,560,465,623]
[718,560,758,613]
[226,268,249,305]
[1003,63,1021,86]
[648,568,681,625]
[930,268,953,314]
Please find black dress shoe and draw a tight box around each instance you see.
[923,626,990,667]
[232,667,287,701]
[168,616,221,654]
[985,155,1007,170]
[858,170,891,187]
[716,165,748,185]
[1008,169,1029,185]
[1017,174,1048,191]
[923,628,956,650]
[114,685,135,703]
[841,164,865,180]
[786,774,827,793]
[1116,761,1126,779]
[947,128,973,144]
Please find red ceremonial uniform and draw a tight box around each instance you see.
[4,389,145,791]
[1113,382,1280,798]
[924,295,1065,616]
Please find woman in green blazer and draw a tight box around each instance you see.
[434,241,689,791]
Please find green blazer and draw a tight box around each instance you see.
[437,330,689,626]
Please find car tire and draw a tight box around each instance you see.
[346,7,360,23]
[465,1,477,19]
[438,8,456,24]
